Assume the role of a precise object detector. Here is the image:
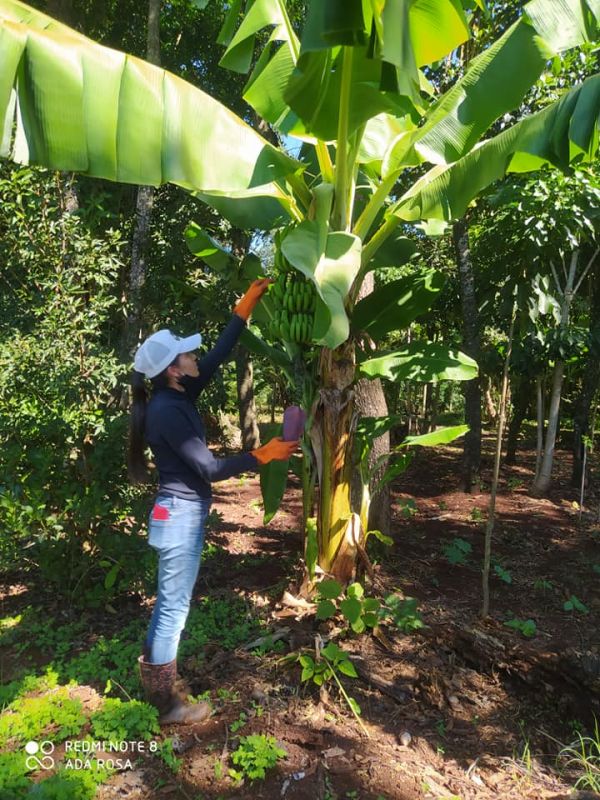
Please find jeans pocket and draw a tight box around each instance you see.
[148,496,210,552]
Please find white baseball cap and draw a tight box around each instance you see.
[134,329,202,379]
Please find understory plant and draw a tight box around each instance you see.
[229,734,286,783]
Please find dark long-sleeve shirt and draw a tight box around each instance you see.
[145,314,259,500]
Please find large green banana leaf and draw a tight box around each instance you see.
[391,73,600,224]
[219,0,468,140]
[0,0,300,228]
[351,269,445,341]
[357,342,478,382]
[370,0,600,175]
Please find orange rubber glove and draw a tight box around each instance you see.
[233,278,273,321]
[251,437,298,465]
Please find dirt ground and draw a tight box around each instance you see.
[3,436,600,799]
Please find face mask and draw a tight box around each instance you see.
[175,359,199,392]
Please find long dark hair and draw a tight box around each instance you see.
[127,357,179,484]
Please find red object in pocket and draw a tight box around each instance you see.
[152,504,170,521]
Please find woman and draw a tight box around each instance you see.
[128,278,297,725]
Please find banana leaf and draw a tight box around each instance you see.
[357,342,478,382]
[375,0,600,174]
[0,0,300,228]
[351,269,444,340]
[184,223,233,272]
[258,424,289,524]
[391,73,600,224]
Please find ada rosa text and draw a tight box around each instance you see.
[65,758,134,770]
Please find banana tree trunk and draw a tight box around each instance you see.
[311,340,360,584]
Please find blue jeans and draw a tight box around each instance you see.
[144,494,211,665]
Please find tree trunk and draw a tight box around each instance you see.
[235,345,260,450]
[351,271,391,538]
[533,251,579,495]
[311,340,358,585]
[572,271,600,487]
[535,377,544,481]
[353,376,391,537]
[453,217,481,492]
[121,0,160,363]
[482,307,515,618]
[484,378,497,424]
[505,376,532,464]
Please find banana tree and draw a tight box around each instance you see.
[2,0,599,584]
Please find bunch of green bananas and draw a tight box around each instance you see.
[268,269,316,344]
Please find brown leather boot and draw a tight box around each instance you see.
[138,655,211,725]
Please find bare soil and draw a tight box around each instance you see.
[3,436,600,799]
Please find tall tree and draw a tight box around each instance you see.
[453,217,482,491]
[122,0,161,363]
[572,267,600,487]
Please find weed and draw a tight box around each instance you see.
[558,718,600,791]
[534,578,553,593]
[381,594,425,633]
[398,499,418,518]
[89,698,159,743]
[563,595,589,614]
[203,541,225,561]
[507,477,524,490]
[504,617,537,638]
[0,751,29,799]
[214,758,225,780]
[493,564,512,584]
[179,596,264,659]
[229,734,286,782]
[252,635,285,657]
[435,719,447,739]
[298,642,367,735]
[22,763,111,800]
[216,688,240,704]
[229,711,248,733]
[470,507,485,522]
[315,580,380,634]
[442,538,472,565]
[248,498,263,514]
[158,737,182,774]
[0,686,86,748]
